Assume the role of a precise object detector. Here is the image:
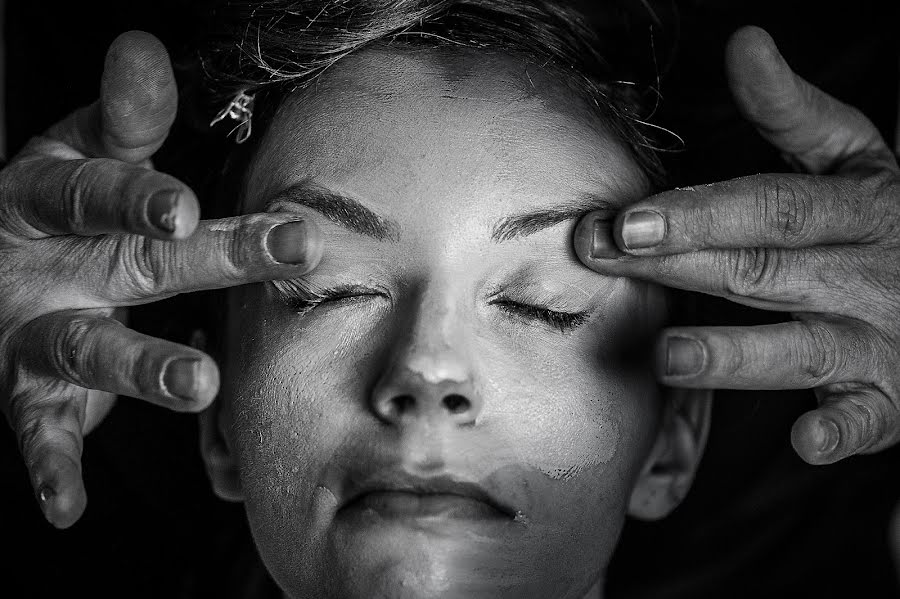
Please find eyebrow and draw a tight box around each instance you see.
[490,194,616,242]
[264,181,401,242]
[264,182,616,244]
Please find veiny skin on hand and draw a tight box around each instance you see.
[0,31,323,529]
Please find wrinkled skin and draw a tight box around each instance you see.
[575,26,900,466]
[0,31,322,528]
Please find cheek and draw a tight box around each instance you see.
[477,339,659,538]
[481,281,662,488]
[222,286,365,521]
[221,278,662,586]
[490,363,627,482]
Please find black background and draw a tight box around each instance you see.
[2,1,899,597]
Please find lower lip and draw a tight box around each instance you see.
[344,491,508,521]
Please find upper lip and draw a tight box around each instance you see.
[340,471,517,518]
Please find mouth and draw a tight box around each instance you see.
[339,473,518,521]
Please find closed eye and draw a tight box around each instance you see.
[490,298,589,333]
[272,280,386,316]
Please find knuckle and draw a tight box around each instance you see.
[131,346,163,396]
[725,247,781,296]
[10,388,84,466]
[17,415,52,463]
[683,200,716,247]
[795,320,839,383]
[19,416,83,471]
[220,232,249,283]
[59,160,94,234]
[842,396,884,452]
[111,235,168,297]
[719,334,751,379]
[755,175,812,244]
[132,236,165,294]
[50,317,97,385]
[104,214,270,299]
[13,398,79,457]
[218,214,269,281]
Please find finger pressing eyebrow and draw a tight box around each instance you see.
[265,180,400,241]
[264,183,619,243]
[491,194,616,243]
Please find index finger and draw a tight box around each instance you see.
[574,173,900,259]
[81,212,325,303]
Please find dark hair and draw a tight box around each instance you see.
[194,0,667,189]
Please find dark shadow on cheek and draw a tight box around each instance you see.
[599,286,698,377]
[598,310,658,377]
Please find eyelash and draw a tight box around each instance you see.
[276,282,384,316]
[277,283,589,333]
[490,298,589,333]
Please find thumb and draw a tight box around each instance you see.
[46,31,178,163]
[725,25,894,174]
[99,31,178,163]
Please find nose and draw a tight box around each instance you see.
[370,287,484,427]
[370,369,482,427]
[370,345,483,427]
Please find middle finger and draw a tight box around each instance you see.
[15,311,219,410]
[654,318,880,390]
[59,212,324,304]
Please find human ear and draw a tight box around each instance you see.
[199,405,244,502]
[627,387,712,520]
[194,329,244,502]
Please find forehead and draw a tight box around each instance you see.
[244,45,648,225]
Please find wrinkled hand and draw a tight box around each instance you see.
[0,32,322,528]
[574,26,900,465]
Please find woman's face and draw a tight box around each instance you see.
[222,47,666,599]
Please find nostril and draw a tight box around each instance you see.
[442,394,470,414]
[392,394,416,414]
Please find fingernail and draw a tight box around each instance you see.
[817,419,840,454]
[590,218,624,259]
[621,210,666,249]
[163,358,202,401]
[665,337,706,376]
[38,485,55,506]
[267,220,313,265]
[147,189,181,233]
[38,485,57,524]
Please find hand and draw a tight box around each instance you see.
[0,32,323,528]
[574,26,900,466]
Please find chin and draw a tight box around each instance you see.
[271,527,591,599]
[318,522,508,599]
[279,551,484,599]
